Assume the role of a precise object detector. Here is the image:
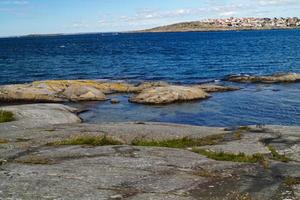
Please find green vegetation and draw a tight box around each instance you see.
[131,134,224,149]
[268,145,290,162]
[49,135,122,146]
[17,156,55,165]
[225,126,253,140]
[15,138,31,142]
[192,149,265,163]
[284,176,300,186]
[193,168,219,178]
[226,191,254,200]
[0,138,9,144]
[237,126,252,131]
[234,131,242,140]
[0,110,14,123]
[44,128,56,132]
[260,158,270,169]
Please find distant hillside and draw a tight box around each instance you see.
[138,17,300,32]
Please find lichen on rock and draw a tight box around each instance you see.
[0,80,137,102]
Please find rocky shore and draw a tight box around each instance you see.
[0,73,300,199]
[0,103,299,199]
[1,72,298,105]
[0,80,239,104]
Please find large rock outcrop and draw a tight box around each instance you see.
[0,80,138,102]
[130,86,210,104]
[0,80,240,104]
[0,84,65,102]
[227,73,300,83]
[0,80,176,103]
[33,80,136,93]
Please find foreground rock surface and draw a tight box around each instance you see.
[0,106,299,200]
[227,73,300,83]
[130,86,210,104]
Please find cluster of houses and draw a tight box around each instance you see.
[202,17,300,28]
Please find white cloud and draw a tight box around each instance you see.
[71,22,89,29]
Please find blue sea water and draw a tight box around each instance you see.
[1,30,300,126]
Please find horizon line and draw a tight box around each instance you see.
[1,16,299,39]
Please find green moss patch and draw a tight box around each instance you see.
[233,131,242,140]
[131,134,224,149]
[0,110,15,123]
[193,168,220,178]
[237,126,252,131]
[226,191,254,200]
[192,149,265,163]
[49,135,122,146]
[17,156,55,165]
[0,138,9,144]
[284,176,300,186]
[268,145,290,162]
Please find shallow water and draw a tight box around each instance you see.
[1,30,300,126]
[78,82,300,127]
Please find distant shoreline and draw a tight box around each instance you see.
[1,25,300,39]
[135,26,300,33]
[1,27,300,39]
[136,17,300,33]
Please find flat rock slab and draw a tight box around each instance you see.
[227,73,300,83]
[130,86,210,104]
[0,122,228,161]
[0,144,299,200]
[0,146,231,200]
[260,125,300,162]
[0,104,81,131]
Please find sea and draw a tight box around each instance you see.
[0,29,300,127]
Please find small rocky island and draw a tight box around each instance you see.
[139,17,300,32]
[0,73,300,199]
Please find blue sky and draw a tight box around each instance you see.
[0,0,300,36]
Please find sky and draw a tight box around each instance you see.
[0,0,300,37]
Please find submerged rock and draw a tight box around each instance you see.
[194,84,239,93]
[130,86,210,104]
[110,98,121,104]
[227,73,300,83]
